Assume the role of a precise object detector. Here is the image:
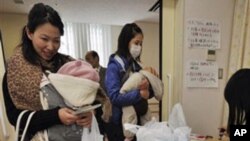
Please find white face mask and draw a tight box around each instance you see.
[129,44,142,59]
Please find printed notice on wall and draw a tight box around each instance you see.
[186,19,220,49]
[185,60,218,88]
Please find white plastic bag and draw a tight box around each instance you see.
[168,103,187,130]
[125,121,191,141]
[124,103,191,141]
[137,121,173,141]
[81,113,103,141]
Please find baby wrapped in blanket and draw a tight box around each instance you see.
[39,60,111,141]
[121,69,164,140]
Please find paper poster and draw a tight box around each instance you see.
[185,60,218,88]
[186,19,220,49]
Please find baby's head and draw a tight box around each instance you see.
[57,60,100,82]
[48,60,100,108]
[57,60,112,121]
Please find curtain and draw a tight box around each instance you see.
[59,22,112,67]
[222,0,250,127]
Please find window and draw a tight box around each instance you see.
[60,22,112,67]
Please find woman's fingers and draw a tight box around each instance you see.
[58,108,78,125]
[76,111,92,128]
[140,89,149,99]
[59,108,94,127]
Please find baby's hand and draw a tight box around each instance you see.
[143,67,159,77]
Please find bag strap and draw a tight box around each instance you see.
[114,55,126,72]
[16,110,36,141]
[20,111,36,141]
[16,110,28,141]
[114,55,133,85]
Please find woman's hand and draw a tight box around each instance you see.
[58,107,79,125]
[140,89,149,99]
[75,111,92,128]
[138,78,149,90]
[143,67,159,77]
[139,78,150,99]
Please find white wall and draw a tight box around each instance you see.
[161,0,176,121]
[0,33,14,141]
[0,13,27,60]
[111,25,122,53]
[137,22,159,72]
[181,0,235,136]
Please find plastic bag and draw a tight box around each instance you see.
[168,103,187,129]
[81,113,103,141]
[124,103,191,141]
[136,121,173,141]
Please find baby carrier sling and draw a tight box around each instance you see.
[40,74,84,141]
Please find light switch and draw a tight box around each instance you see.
[207,50,216,61]
[218,68,223,79]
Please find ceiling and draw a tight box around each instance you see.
[0,0,159,25]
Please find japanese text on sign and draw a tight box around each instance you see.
[185,60,218,88]
[186,19,220,49]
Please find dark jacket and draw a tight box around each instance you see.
[99,66,107,93]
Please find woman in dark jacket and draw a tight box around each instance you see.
[105,23,157,141]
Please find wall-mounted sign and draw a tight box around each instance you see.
[185,60,218,88]
[186,19,220,49]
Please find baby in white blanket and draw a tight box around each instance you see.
[120,69,164,141]
[39,60,111,141]
[41,60,111,119]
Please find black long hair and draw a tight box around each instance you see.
[224,69,250,134]
[116,23,143,60]
[21,3,64,65]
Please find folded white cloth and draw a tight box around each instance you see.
[48,73,100,108]
[120,70,163,100]
[120,70,164,139]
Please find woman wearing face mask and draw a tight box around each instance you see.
[105,23,158,141]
